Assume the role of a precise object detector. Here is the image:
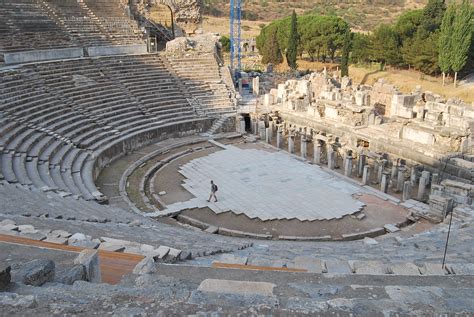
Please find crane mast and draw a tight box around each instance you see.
[229,0,242,78]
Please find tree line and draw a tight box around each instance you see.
[255,0,473,85]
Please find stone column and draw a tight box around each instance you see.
[381,172,390,193]
[396,167,406,193]
[362,165,370,185]
[253,76,260,96]
[259,123,266,140]
[372,161,379,184]
[269,121,275,136]
[252,119,258,135]
[258,122,267,141]
[327,145,333,168]
[328,150,336,170]
[276,129,283,149]
[238,78,243,94]
[301,138,308,159]
[357,154,366,177]
[374,160,384,184]
[390,165,398,189]
[240,117,246,133]
[288,134,295,154]
[344,155,353,177]
[410,166,418,185]
[376,160,385,184]
[417,171,430,201]
[313,143,322,164]
[402,181,412,201]
[265,127,271,143]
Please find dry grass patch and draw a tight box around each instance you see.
[350,66,474,103]
[202,16,264,38]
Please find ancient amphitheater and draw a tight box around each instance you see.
[0,0,473,316]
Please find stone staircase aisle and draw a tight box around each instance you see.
[201,113,235,137]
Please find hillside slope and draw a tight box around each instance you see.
[203,0,427,31]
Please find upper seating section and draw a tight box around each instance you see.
[0,0,144,53]
[84,0,129,17]
[84,0,143,45]
[0,53,200,202]
[0,0,74,53]
[165,53,236,117]
[45,0,143,46]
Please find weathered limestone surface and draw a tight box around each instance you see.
[19,260,55,287]
[197,279,275,296]
[163,144,366,221]
[74,250,101,283]
[133,257,157,275]
[61,265,87,285]
[262,70,473,209]
[130,0,202,34]
[0,264,11,290]
[166,33,219,53]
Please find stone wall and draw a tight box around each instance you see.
[165,33,219,54]
[129,0,202,35]
[261,70,473,189]
[89,118,213,200]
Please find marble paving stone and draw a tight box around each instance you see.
[165,145,367,221]
[198,279,275,296]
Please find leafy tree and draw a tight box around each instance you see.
[451,0,473,87]
[287,10,299,70]
[438,3,455,85]
[370,24,402,69]
[394,9,423,43]
[350,33,371,64]
[219,36,231,52]
[261,27,283,65]
[340,29,352,77]
[402,31,440,74]
[257,14,349,63]
[420,0,446,33]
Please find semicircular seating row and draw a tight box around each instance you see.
[0,53,235,202]
[0,0,143,54]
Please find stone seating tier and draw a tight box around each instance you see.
[1,53,234,201]
[0,0,75,52]
[164,54,236,116]
[0,0,143,53]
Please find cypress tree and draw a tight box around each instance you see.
[286,10,298,70]
[341,29,351,77]
[451,0,473,87]
[438,3,455,85]
[262,27,283,65]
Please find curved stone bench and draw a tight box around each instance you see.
[5,128,35,153]
[37,159,58,189]
[23,106,66,124]
[32,137,55,161]
[1,154,17,183]
[2,125,28,149]
[94,118,214,209]
[12,153,32,185]
[25,157,51,190]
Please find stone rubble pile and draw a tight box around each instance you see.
[0,219,185,263]
[252,70,473,223]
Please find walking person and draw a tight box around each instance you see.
[207,180,218,202]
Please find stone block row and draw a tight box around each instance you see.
[0,219,186,263]
[0,53,231,202]
[0,0,143,53]
[213,254,474,276]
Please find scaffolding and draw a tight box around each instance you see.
[229,0,242,78]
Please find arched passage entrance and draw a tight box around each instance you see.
[149,3,174,36]
[145,2,175,51]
